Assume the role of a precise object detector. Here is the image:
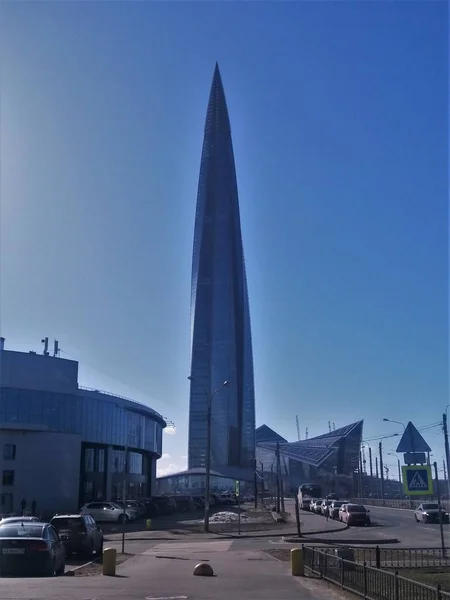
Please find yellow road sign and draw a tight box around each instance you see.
[402,465,433,496]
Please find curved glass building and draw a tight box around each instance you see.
[0,344,165,517]
[188,64,256,477]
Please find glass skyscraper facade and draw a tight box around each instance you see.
[188,64,256,475]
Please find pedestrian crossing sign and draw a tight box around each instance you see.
[402,465,433,496]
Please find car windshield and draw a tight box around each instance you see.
[333,502,343,507]
[51,518,84,531]
[111,503,122,509]
[422,504,439,510]
[0,525,44,538]
[348,505,366,513]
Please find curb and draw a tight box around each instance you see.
[282,536,400,545]
[64,558,98,576]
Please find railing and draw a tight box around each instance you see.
[313,546,450,569]
[353,498,450,511]
[304,546,450,600]
[78,385,165,422]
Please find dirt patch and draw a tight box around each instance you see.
[393,568,450,592]
[67,553,132,576]
[263,548,291,562]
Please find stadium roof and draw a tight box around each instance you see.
[257,420,363,468]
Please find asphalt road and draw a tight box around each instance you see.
[366,505,450,547]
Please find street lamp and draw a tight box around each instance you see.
[383,418,406,431]
[378,434,399,499]
[188,376,229,533]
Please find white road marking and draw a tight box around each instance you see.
[145,596,188,600]
[146,596,188,599]
[143,541,232,556]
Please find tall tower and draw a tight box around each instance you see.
[188,64,255,475]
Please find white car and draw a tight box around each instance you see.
[80,502,134,523]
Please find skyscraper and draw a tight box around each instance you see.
[188,64,255,477]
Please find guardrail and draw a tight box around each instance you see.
[314,546,450,569]
[352,498,450,511]
[304,546,450,600]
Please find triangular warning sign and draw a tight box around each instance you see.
[396,422,431,453]
[409,471,428,490]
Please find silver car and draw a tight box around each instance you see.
[80,502,134,523]
[0,516,41,525]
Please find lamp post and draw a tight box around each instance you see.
[378,434,399,500]
[188,376,229,533]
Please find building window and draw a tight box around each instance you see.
[0,493,13,512]
[4,445,16,460]
[2,470,14,486]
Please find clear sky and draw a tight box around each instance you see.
[0,2,448,477]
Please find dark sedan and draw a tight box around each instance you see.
[0,522,65,577]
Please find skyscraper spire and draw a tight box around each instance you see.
[188,66,255,476]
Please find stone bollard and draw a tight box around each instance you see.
[291,548,304,577]
[146,518,152,530]
[102,547,117,576]
[193,562,214,577]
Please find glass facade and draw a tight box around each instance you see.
[256,421,364,498]
[0,388,164,455]
[189,63,256,473]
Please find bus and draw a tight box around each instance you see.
[298,483,322,511]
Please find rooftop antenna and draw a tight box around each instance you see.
[328,421,331,433]
[296,415,300,441]
[41,337,49,356]
[333,423,336,431]
[305,427,309,440]
[53,340,60,357]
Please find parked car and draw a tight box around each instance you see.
[0,516,41,525]
[50,513,103,557]
[414,503,450,524]
[125,500,147,518]
[0,521,65,576]
[329,501,345,520]
[339,504,370,526]
[113,501,138,520]
[320,500,333,517]
[311,499,323,514]
[80,502,134,523]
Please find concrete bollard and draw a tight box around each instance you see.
[146,518,152,530]
[193,562,214,577]
[102,547,117,576]
[291,548,304,577]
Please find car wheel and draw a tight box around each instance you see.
[56,559,65,576]
[415,516,419,522]
[118,514,129,524]
[96,540,104,556]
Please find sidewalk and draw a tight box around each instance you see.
[112,547,332,600]
[104,509,348,542]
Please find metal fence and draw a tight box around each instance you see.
[304,546,450,600]
[353,498,450,511]
[312,546,450,569]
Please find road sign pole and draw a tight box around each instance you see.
[433,462,446,558]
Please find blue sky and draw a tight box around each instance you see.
[0,2,447,477]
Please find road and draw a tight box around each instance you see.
[366,505,450,547]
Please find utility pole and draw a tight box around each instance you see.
[443,413,450,501]
[379,442,385,500]
[368,447,374,495]
[443,459,447,482]
[276,442,281,513]
[375,457,379,497]
[397,459,402,494]
[254,458,258,508]
[359,451,364,498]
[296,415,300,441]
[433,462,446,558]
